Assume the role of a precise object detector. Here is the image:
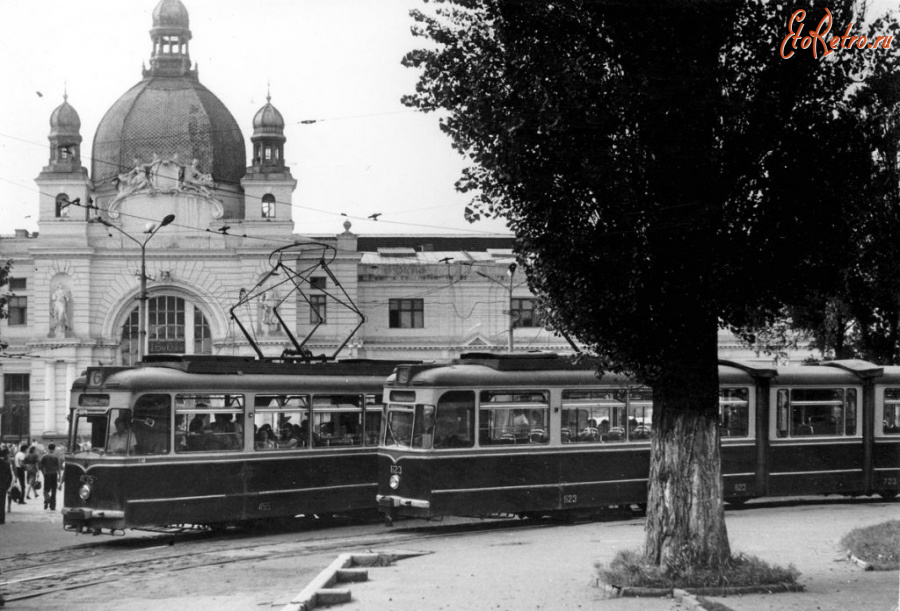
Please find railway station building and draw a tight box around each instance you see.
[0,0,760,443]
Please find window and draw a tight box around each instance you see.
[56,193,70,218]
[131,394,171,455]
[175,393,245,452]
[363,393,384,446]
[312,394,364,447]
[433,391,475,449]
[261,194,276,218]
[560,388,652,443]
[478,390,549,446]
[511,298,538,328]
[8,297,26,326]
[194,308,211,354]
[252,394,310,450]
[2,373,29,439]
[120,296,212,365]
[264,146,272,161]
[389,299,424,329]
[884,389,900,434]
[720,388,750,437]
[310,277,326,290]
[309,295,327,324]
[775,387,857,438]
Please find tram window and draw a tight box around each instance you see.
[72,410,108,453]
[884,389,900,434]
[106,408,133,455]
[561,389,626,444]
[779,388,853,437]
[478,390,549,445]
[252,394,310,450]
[175,393,245,452]
[364,394,384,447]
[79,394,109,407]
[433,391,475,449]
[627,389,653,441]
[131,394,171,455]
[384,408,415,447]
[312,394,363,447]
[719,388,750,438]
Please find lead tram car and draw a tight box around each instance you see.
[62,355,401,534]
[376,353,900,523]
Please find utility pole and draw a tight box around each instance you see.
[92,214,175,360]
[476,262,518,354]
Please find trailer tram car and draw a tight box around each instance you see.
[62,355,404,534]
[376,354,900,522]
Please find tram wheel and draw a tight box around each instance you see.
[879,490,898,501]
[725,497,749,506]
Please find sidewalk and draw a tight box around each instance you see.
[320,501,900,611]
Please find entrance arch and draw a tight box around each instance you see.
[120,295,213,365]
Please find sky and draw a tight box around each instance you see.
[0,0,511,237]
[1,1,897,239]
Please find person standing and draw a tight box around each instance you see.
[23,446,39,500]
[39,444,61,511]
[13,444,26,504]
[0,447,14,524]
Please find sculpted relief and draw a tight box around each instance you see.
[108,154,223,218]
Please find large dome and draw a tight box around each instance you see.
[91,0,245,188]
[91,76,246,187]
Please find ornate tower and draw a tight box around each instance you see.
[146,0,194,78]
[241,91,296,228]
[36,94,91,234]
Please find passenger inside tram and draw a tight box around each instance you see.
[107,416,131,454]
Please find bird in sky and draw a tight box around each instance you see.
[368,213,382,221]
[36,91,43,97]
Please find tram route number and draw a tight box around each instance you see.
[390,465,403,475]
[563,494,577,504]
[258,502,273,512]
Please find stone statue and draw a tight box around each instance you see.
[182,158,216,197]
[50,283,70,337]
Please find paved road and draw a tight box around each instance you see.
[1,495,897,610]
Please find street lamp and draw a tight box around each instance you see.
[92,214,175,360]
[476,262,518,354]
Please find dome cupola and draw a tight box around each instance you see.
[148,0,193,78]
[47,93,83,169]
[250,91,286,171]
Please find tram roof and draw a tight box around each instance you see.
[388,354,762,388]
[73,355,415,393]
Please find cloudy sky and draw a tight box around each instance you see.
[1,1,895,238]
[0,0,511,237]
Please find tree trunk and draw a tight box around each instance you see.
[644,349,730,571]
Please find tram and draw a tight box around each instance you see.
[62,355,405,534]
[375,353,900,522]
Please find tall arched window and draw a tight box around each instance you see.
[120,295,212,365]
[261,194,276,219]
[55,193,70,218]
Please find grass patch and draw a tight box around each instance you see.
[595,549,800,590]
[840,520,900,571]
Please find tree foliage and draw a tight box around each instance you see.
[402,0,900,568]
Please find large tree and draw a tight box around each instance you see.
[403,0,900,570]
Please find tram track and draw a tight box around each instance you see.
[0,515,558,603]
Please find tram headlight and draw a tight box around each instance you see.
[78,482,93,501]
[389,474,400,490]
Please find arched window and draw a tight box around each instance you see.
[55,193,70,218]
[120,295,212,365]
[261,194,276,219]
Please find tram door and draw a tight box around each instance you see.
[767,386,865,496]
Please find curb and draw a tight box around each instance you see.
[602,582,805,610]
[281,550,427,611]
